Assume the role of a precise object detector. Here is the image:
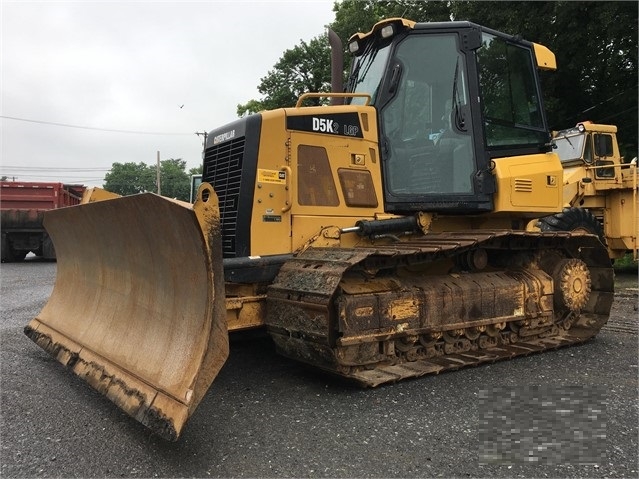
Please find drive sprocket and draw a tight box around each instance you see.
[552,258,592,312]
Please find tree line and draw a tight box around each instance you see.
[103,159,201,201]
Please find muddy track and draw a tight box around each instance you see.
[266,231,615,386]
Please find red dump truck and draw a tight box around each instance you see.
[1,181,86,262]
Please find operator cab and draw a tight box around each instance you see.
[552,122,617,178]
[346,18,554,214]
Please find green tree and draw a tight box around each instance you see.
[330,0,381,42]
[103,159,194,201]
[548,1,637,161]
[103,162,155,196]
[439,1,637,159]
[150,158,191,201]
[237,34,333,116]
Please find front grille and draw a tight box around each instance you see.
[203,137,246,257]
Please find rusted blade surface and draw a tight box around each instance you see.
[24,188,228,440]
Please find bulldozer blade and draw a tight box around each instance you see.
[24,184,228,441]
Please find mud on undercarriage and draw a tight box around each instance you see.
[266,231,614,386]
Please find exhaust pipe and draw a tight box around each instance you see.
[328,28,344,105]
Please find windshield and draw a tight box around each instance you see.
[347,42,392,105]
[553,132,586,162]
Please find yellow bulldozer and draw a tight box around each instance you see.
[24,18,638,440]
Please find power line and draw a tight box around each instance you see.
[0,173,106,181]
[563,88,636,122]
[595,105,638,123]
[1,165,111,172]
[0,115,192,136]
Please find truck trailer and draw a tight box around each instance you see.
[1,181,85,262]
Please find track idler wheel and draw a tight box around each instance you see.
[551,258,592,313]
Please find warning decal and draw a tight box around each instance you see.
[258,169,287,185]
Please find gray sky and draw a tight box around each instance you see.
[1,0,336,186]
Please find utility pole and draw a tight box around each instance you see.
[156,151,161,196]
[195,131,208,155]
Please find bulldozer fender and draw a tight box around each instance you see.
[24,184,228,441]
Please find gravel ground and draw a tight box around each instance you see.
[1,260,637,478]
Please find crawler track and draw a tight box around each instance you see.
[266,231,614,386]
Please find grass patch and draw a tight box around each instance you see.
[613,252,639,274]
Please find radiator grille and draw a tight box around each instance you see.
[203,137,246,257]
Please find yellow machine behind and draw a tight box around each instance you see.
[538,122,637,259]
[24,18,637,440]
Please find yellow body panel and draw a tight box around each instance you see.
[81,187,122,203]
[247,110,292,256]
[492,153,563,214]
[250,106,385,255]
[576,166,638,255]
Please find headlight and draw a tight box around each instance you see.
[380,24,394,39]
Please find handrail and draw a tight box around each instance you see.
[280,166,292,213]
[295,92,372,108]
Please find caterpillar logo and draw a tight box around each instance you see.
[312,117,339,134]
[213,129,236,144]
